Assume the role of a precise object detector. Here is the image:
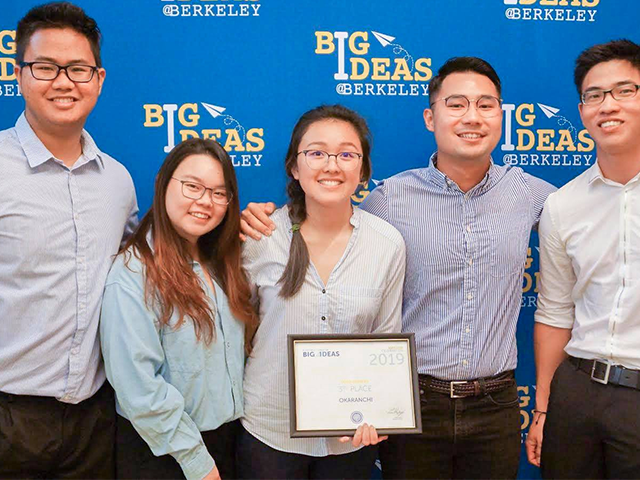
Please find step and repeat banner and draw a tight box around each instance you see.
[1,1,635,478]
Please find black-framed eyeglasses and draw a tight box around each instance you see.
[430,94,503,118]
[297,150,363,171]
[19,61,99,83]
[581,83,640,105]
[171,177,232,206]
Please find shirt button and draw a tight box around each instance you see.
[322,289,326,294]
[468,258,473,266]
[321,316,326,321]
[466,225,471,232]
[465,327,471,333]
[462,360,469,366]
[467,293,473,300]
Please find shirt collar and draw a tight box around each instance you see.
[284,204,361,233]
[16,112,105,169]
[586,162,605,185]
[586,161,640,187]
[426,151,499,194]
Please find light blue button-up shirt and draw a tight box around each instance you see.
[361,154,557,380]
[0,113,138,403]
[100,248,245,480]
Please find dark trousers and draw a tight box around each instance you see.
[237,426,379,479]
[116,414,240,479]
[541,358,640,479]
[0,382,116,479]
[380,379,521,479]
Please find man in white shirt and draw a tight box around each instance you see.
[526,39,640,478]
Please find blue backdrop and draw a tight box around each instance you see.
[1,1,635,478]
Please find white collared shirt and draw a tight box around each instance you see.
[535,162,640,368]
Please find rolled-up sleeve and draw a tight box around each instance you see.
[534,197,576,329]
[100,279,214,480]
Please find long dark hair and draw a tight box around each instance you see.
[277,105,372,298]
[121,138,257,345]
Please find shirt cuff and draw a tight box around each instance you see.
[180,444,215,480]
[534,312,574,329]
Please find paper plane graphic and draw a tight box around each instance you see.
[537,103,560,119]
[372,31,396,48]
[201,103,227,119]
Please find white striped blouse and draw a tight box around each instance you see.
[242,206,406,456]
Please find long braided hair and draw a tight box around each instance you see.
[277,105,372,298]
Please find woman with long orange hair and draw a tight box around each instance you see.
[100,138,257,480]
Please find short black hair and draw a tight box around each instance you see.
[16,2,102,67]
[429,57,501,106]
[574,39,640,96]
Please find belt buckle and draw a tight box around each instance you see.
[590,359,611,385]
[450,381,467,398]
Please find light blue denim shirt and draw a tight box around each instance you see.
[100,247,244,480]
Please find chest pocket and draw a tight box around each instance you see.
[336,287,384,333]
[161,320,214,375]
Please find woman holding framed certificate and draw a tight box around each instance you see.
[100,139,257,480]
[239,105,407,479]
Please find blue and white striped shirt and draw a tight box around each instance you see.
[361,153,556,380]
[0,113,138,403]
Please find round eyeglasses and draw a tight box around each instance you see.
[581,83,640,105]
[431,94,503,118]
[19,61,99,83]
[171,178,232,206]
[297,150,363,171]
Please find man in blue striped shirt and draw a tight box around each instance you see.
[361,57,556,479]
[241,57,556,479]
[0,3,137,478]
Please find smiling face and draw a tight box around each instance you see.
[578,59,640,159]
[423,72,502,165]
[165,154,229,246]
[292,119,363,211]
[15,28,105,138]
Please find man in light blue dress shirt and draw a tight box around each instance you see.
[241,57,556,479]
[0,3,137,478]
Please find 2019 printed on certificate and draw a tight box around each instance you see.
[0,0,634,478]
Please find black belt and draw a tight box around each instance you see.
[0,382,113,405]
[569,356,640,390]
[419,371,515,398]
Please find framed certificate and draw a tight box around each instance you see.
[287,333,422,437]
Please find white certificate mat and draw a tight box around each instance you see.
[288,334,422,437]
